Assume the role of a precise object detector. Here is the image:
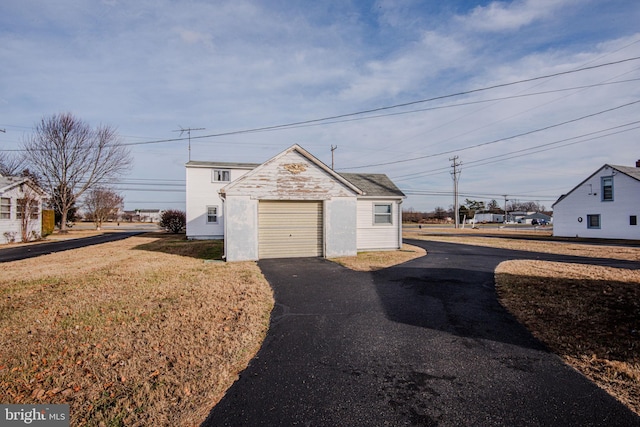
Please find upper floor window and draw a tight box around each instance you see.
[601,176,613,201]
[212,169,230,182]
[374,203,392,225]
[631,215,637,226]
[0,197,10,219]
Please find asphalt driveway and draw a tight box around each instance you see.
[0,231,146,262]
[203,240,640,426]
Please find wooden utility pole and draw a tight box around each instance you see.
[450,156,461,228]
[331,145,338,170]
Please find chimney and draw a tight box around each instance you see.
[637,159,640,168]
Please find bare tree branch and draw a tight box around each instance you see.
[22,113,132,232]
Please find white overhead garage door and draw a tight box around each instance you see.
[258,201,323,259]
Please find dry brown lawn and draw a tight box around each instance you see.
[330,243,426,271]
[407,228,640,415]
[0,233,273,426]
[2,227,639,423]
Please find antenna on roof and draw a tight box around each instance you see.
[173,126,205,161]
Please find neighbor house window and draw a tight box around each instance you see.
[207,206,218,224]
[212,169,230,182]
[631,215,637,226]
[0,198,10,219]
[16,199,38,220]
[587,214,601,229]
[601,176,613,201]
[373,203,392,225]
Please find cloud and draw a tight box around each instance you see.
[456,0,577,32]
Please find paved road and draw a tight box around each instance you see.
[0,232,146,262]
[203,239,639,426]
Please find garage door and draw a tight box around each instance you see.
[258,201,323,258]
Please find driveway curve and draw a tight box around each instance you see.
[203,239,639,426]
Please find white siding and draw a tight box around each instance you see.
[223,150,355,199]
[554,166,640,239]
[0,185,43,244]
[186,165,253,239]
[356,199,401,250]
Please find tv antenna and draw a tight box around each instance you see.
[173,126,204,161]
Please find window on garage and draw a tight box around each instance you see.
[374,203,392,225]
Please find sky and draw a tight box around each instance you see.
[1,0,639,213]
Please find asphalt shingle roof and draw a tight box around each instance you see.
[340,173,405,197]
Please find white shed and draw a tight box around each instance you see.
[185,145,405,261]
[552,162,640,240]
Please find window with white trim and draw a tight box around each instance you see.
[587,214,601,229]
[207,206,218,224]
[373,203,392,225]
[212,169,230,182]
[0,197,10,219]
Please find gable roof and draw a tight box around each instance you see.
[552,163,640,207]
[611,164,640,181]
[0,176,28,191]
[222,144,364,196]
[340,173,405,198]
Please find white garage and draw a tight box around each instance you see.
[187,144,405,262]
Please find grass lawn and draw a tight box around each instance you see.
[0,233,273,426]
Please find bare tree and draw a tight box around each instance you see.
[22,113,132,232]
[83,187,124,230]
[0,152,27,176]
[17,182,43,242]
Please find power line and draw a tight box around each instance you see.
[391,120,640,181]
[2,58,639,153]
[342,99,640,170]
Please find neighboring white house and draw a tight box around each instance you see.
[186,144,405,261]
[0,176,48,243]
[552,161,640,239]
[473,212,506,223]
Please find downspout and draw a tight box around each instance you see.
[220,190,227,261]
[397,199,403,249]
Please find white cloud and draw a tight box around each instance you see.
[456,0,577,32]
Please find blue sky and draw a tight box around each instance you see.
[1,0,639,212]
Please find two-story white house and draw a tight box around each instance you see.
[552,161,640,240]
[186,145,406,261]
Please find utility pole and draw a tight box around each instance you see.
[450,156,461,228]
[502,194,509,224]
[331,145,338,170]
[173,126,205,161]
